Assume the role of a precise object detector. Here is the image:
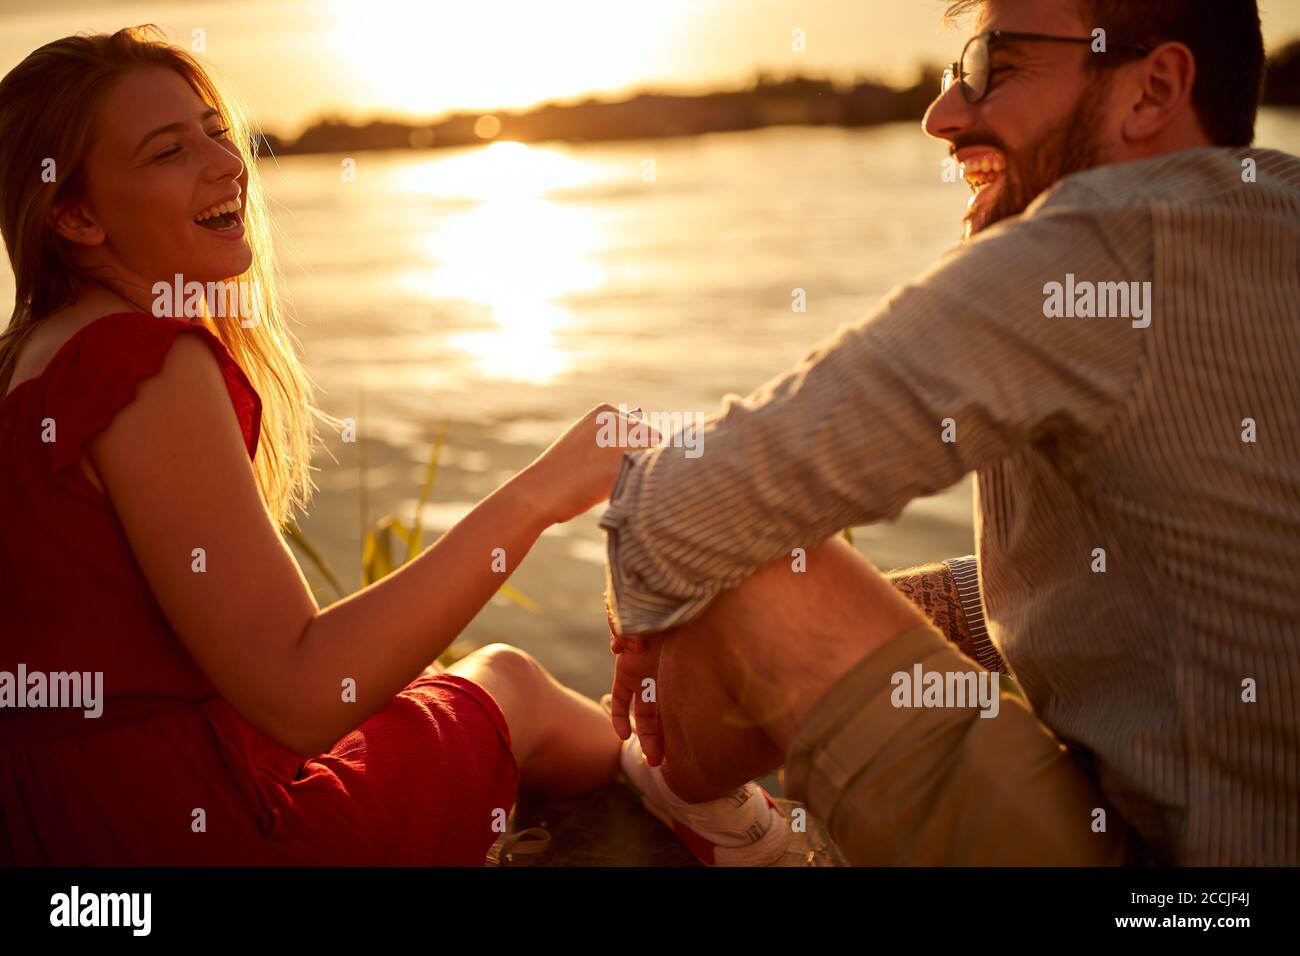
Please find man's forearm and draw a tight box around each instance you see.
[599,316,989,636]
[888,557,1006,673]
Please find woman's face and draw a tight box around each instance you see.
[70,65,252,291]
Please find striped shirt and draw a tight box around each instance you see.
[600,146,1300,865]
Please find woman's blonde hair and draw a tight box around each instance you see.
[0,24,326,525]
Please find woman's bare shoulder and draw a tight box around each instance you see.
[9,299,143,389]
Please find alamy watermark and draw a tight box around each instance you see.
[50,886,150,936]
[152,273,261,327]
[596,403,706,458]
[891,663,1001,718]
[1043,273,1152,329]
[0,664,103,718]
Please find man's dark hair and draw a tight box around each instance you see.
[945,0,1265,146]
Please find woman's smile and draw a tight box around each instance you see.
[192,192,244,239]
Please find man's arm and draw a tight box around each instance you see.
[601,205,1150,636]
[888,557,1006,673]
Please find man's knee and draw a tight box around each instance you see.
[701,536,920,640]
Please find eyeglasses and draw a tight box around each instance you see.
[942,30,1154,104]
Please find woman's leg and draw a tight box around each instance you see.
[445,643,621,797]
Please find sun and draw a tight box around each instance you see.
[326,0,688,119]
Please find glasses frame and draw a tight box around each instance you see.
[942,30,1154,105]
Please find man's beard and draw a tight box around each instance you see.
[963,77,1111,240]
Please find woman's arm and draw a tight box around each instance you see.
[90,333,636,756]
[288,473,548,755]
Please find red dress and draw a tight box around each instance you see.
[0,312,519,865]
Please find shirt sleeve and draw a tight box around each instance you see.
[941,555,1006,673]
[599,194,1153,635]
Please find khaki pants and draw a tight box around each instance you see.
[784,626,1132,865]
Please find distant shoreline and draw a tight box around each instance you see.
[258,45,1300,158]
[258,74,937,158]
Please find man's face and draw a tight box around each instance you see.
[923,0,1119,241]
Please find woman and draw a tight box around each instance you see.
[0,26,788,865]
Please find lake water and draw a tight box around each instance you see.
[6,112,1300,698]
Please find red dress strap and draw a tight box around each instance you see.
[41,312,262,476]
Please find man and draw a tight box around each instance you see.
[600,0,1299,865]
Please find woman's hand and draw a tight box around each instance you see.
[520,404,659,526]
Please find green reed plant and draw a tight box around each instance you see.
[284,423,539,665]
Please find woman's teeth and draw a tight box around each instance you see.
[962,155,1006,190]
[193,198,242,225]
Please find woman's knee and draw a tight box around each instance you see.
[446,643,552,758]
[451,642,546,697]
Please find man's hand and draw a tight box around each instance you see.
[606,606,664,765]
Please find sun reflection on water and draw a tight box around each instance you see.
[396,142,609,384]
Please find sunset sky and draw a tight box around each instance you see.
[1,0,1299,136]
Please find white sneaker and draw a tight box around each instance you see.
[601,694,791,866]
